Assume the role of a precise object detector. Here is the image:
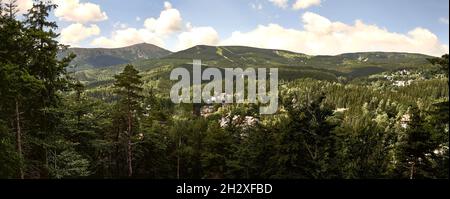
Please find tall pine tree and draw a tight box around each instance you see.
[114,64,143,177]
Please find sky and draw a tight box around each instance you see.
[16,0,450,56]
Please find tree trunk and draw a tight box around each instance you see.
[15,98,24,179]
[127,108,133,177]
[410,161,415,180]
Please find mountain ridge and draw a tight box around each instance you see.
[60,43,172,70]
[71,44,436,86]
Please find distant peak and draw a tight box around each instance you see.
[128,42,154,47]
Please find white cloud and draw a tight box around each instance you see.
[185,22,193,30]
[439,17,449,25]
[220,12,449,56]
[251,3,263,10]
[90,1,184,48]
[54,0,108,23]
[164,1,172,9]
[292,0,321,10]
[91,28,164,48]
[60,23,100,46]
[16,0,33,14]
[143,1,182,36]
[177,26,220,50]
[269,0,288,9]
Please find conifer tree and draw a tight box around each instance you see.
[3,0,17,19]
[396,107,435,179]
[114,64,143,177]
[275,93,339,178]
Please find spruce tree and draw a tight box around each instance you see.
[1,0,75,178]
[427,54,449,178]
[396,107,435,179]
[114,64,143,177]
[0,0,38,179]
[275,93,339,178]
[3,0,17,19]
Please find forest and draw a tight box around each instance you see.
[0,1,449,179]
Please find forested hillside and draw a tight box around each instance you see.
[71,44,434,86]
[59,43,172,70]
[1,1,448,179]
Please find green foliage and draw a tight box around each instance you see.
[60,43,172,70]
[334,114,395,178]
[69,44,434,87]
[1,0,74,178]
[0,120,19,178]
[48,149,91,179]
[273,94,339,179]
[0,1,448,179]
[114,64,144,111]
[394,107,437,179]
[428,54,449,78]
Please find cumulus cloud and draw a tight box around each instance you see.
[220,12,449,56]
[176,26,220,50]
[292,0,321,10]
[54,0,108,23]
[144,1,182,36]
[90,1,182,48]
[91,28,165,48]
[88,1,220,50]
[60,23,100,46]
[269,0,289,9]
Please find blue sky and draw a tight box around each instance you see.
[20,0,448,55]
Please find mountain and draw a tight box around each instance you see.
[133,45,433,79]
[164,45,432,69]
[59,43,172,70]
[163,45,312,67]
[72,45,435,86]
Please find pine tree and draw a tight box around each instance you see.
[0,0,74,178]
[3,0,17,19]
[133,98,173,178]
[429,54,449,78]
[0,0,41,178]
[3,64,43,179]
[427,54,449,178]
[24,1,69,106]
[114,64,143,177]
[275,93,339,178]
[396,107,436,179]
[427,54,449,125]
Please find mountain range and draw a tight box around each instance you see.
[59,43,172,70]
[62,43,435,85]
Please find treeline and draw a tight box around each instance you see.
[1,1,449,179]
